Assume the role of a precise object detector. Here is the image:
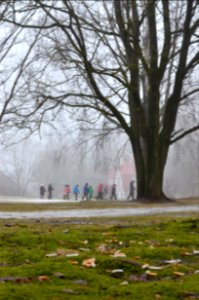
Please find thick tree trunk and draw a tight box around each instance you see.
[131,136,170,202]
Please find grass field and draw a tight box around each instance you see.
[0,197,198,212]
[0,215,199,299]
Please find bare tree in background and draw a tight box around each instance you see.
[0,0,199,201]
[1,141,36,196]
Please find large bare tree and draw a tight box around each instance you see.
[0,0,199,201]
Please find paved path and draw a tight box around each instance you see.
[0,204,198,219]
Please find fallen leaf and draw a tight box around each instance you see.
[112,250,126,258]
[46,253,58,257]
[62,289,79,295]
[148,265,164,270]
[73,279,88,285]
[110,269,124,278]
[193,250,199,255]
[54,272,65,279]
[82,258,96,268]
[111,269,124,274]
[164,259,181,264]
[97,244,107,253]
[142,264,164,270]
[165,238,174,243]
[173,271,185,277]
[182,251,193,256]
[56,249,68,256]
[120,281,129,285]
[79,247,90,252]
[109,248,118,254]
[142,263,149,269]
[68,260,79,265]
[38,275,49,281]
[133,256,141,259]
[15,277,33,283]
[82,240,88,244]
[102,232,113,236]
[57,249,79,256]
[25,259,32,264]
[145,270,157,277]
[65,253,79,257]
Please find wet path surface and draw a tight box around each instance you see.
[0,205,198,219]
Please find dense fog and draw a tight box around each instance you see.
[0,124,198,200]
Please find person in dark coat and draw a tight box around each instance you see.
[40,184,46,199]
[110,184,117,200]
[82,183,89,201]
[127,180,135,200]
[48,183,54,199]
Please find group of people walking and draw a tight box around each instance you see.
[62,183,110,201]
[39,180,135,201]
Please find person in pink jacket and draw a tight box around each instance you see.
[63,184,71,200]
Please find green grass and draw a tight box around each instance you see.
[0,197,198,212]
[0,217,199,299]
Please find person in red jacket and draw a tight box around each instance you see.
[97,183,103,200]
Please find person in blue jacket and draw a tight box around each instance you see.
[73,184,80,200]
